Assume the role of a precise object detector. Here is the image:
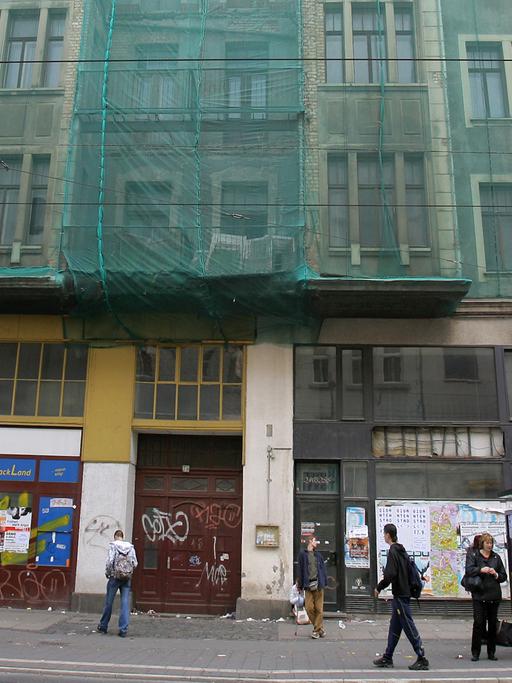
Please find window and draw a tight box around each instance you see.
[505,350,512,419]
[125,181,172,245]
[43,12,65,87]
[294,346,336,420]
[358,155,395,247]
[353,6,387,84]
[373,426,504,458]
[373,347,498,422]
[136,44,180,110]
[394,6,415,83]
[27,157,50,245]
[134,344,244,421]
[4,13,38,88]
[328,155,348,248]
[467,44,508,119]
[405,155,428,247]
[296,462,339,493]
[220,182,267,239]
[226,43,268,120]
[382,347,402,382]
[480,184,512,272]
[444,349,479,381]
[325,6,343,83]
[0,158,21,245]
[0,343,88,417]
[341,349,364,419]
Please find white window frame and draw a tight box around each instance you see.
[472,173,512,279]
[459,35,512,128]
[322,0,420,85]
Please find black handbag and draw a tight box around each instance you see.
[461,574,483,592]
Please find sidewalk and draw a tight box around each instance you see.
[0,607,511,681]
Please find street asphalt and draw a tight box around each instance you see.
[0,606,511,682]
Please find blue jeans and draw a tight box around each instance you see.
[99,578,131,634]
[384,597,425,659]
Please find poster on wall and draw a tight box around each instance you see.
[376,501,510,599]
[345,507,370,569]
[0,506,32,553]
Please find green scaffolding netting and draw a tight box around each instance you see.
[62,0,308,321]
[58,0,511,326]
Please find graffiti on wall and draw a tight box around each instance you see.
[0,566,68,602]
[190,503,241,530]
[84,515,122,549]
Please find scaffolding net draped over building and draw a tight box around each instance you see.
[62,0,307,319]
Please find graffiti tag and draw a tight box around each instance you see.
[190,503,241,530]
[142,508,189,543]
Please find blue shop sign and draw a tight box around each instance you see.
[0,458,36,481]
[39,460,80,483]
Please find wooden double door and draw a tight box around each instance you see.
[133,468,242,614]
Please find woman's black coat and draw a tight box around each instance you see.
[465,549,507,601]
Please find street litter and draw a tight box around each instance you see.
[456,654,463,659]
[47,607,52,611]
[186,616,191,619]
[246,617,255,621]
[338,620,346,629]
[276,617,285,622]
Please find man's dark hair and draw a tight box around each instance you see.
[114,529,124,539]
[383,523,397,542]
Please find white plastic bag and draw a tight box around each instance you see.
[295,607,310,625]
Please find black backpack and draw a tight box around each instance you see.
[407,556,428,600]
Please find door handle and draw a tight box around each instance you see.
[167,556,170,570]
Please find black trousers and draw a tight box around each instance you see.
[471,599,500,656]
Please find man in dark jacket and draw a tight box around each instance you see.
[297,536,327,638]
[373,523,429,671]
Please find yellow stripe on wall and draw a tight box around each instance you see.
[82,346,135,462]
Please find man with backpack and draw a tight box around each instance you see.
[373,523,429,671]
[97,529,138,638]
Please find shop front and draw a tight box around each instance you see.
[293,345,512,614]
[0,427,82,608]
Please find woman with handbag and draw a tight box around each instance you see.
[464,532,507,661]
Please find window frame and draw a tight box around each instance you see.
[472,175,512,278]
[3,11,39,89]
[460,36,512,127]
[466,42,508,120]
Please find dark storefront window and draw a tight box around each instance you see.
[505,350,512,419]
[376,462,502,499]
[373,347,498,422]
[296,462,339,493]
[294,347,336,419]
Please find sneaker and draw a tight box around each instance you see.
[118,631,127,638]
[97,625,107,634]
[373,656,393,668]
[318,628,326,638]
[311,630,320,639]
[408,656,429,671]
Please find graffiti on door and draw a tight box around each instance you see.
[0,566,67,601]
[190,503,241,530]
[141,508,190,543]
[195,535,228,589]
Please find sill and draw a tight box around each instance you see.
[21,245,43,253]
[0,87,65,96]
[0,415,84,426]
[470,118,512,126]
[374,382,410,390]
[484,271,512,277]
[132,418,242,432]
[319,82,428,90]
[327,247,432,255]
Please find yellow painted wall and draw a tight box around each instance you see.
[0,315,65,340]
[82,346,135,463]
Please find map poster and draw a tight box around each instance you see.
[376,501,510,599]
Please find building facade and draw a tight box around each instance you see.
[0,0,510,617]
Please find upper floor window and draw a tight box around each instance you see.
[221,182,268,239]
[4,13,38,89]
[43,12,66,88]
[0,155,51,246]
[3,10,66,89]
[325,6,343,83]
[324,2,417,84]
[467,43,508,119]
[328,155,348,248]
[226,42,268,120]
[28,157,50,245]
[0,342,88,417]
[394,6,415,83]
[327,152,429,252]
[353,6,387,83]
[0,157,21,246]
[480,184,512,272]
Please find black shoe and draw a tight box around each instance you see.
[118,631,127,638]
[488,654,498,661]
[409,656,429,671]
[471,654,479,662]
[97,625,107,634]
[373,656,393,668]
